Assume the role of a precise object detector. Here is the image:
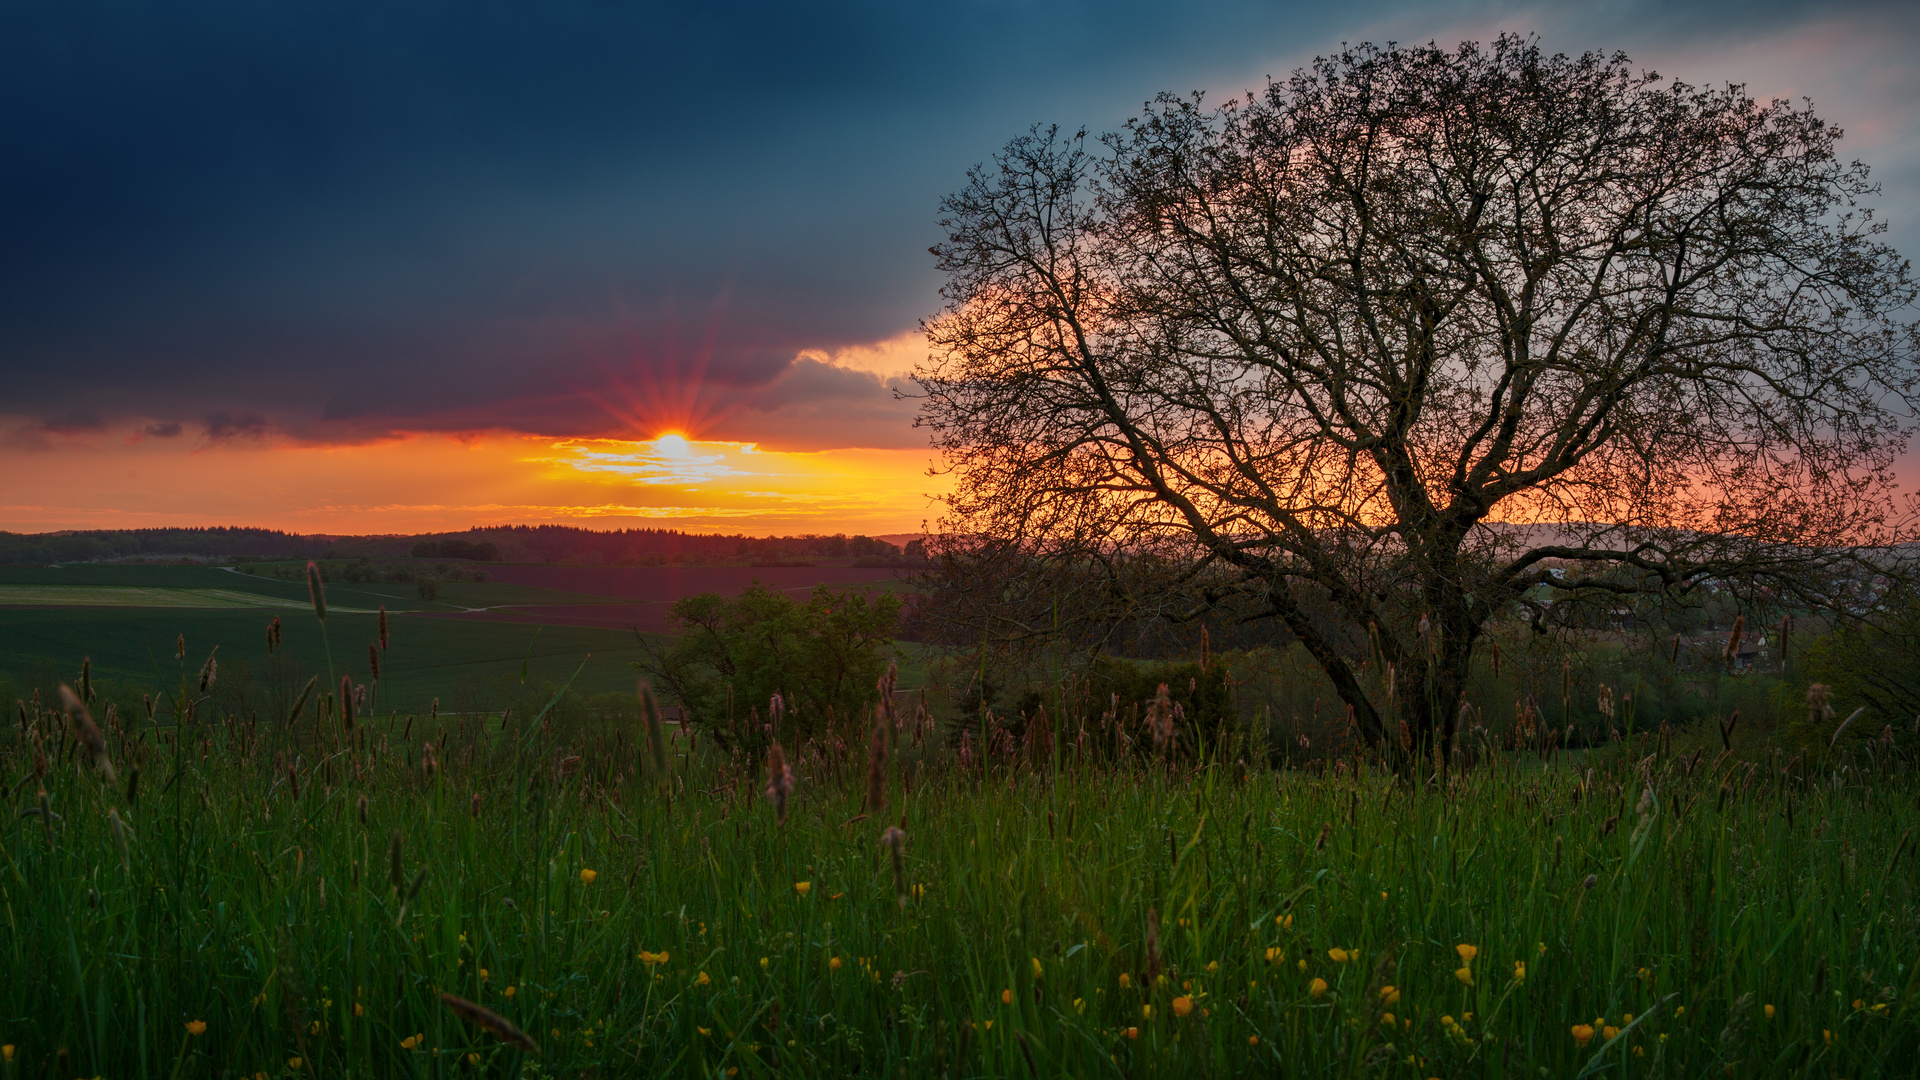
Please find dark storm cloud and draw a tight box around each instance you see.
[2,0,1915,447]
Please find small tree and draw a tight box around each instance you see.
[919,36,1919,763]
[635,583,901,752]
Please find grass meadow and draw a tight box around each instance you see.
[1,591,1916,1078]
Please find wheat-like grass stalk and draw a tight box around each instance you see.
[198,648,218,693]
[57,684,114,781]
[766,741,794,825]
[439,992,539,1053]
[306,561,327,622]
[880,825,907,907]
[639,681,669,780]
[865,709,889,813]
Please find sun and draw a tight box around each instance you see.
[653,432,691,457]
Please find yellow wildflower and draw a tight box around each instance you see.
[1206,961,1219,974]
[1002,989,1013,1005]
[760,957,770,971]
[696,971,711,986]
[1764,1004,1774,1020]
[579,868,597,885]
[504,986,516,998]
[1172,995,1194,1018]
[185,1020,207,1036]
[1455,966,1474,986]
[830,956,843,971]
[1822,1029,1835,1046]
[1248,1035,1259,1046]
[354,1003,364,1016]
[1382,1012,1396,1026]
[287,1058,303,1070]
[1571,1024,1595,1046]
[1602,1025,1619,1041]
[1,1047,12,1062]
[468,1053,481,1066]
[1119,973,1132,989]
[1512,961,1526,983]
[1379,985,1401,1006]
[1309,978,1328,998]
[1297,959,1308,972]
[1142,1004,1154,1020]
[1265,946,1284,963]
[1125,1027,1139,1040]
[698,1027,711,1036]
[401,1035,420,1050]
[795,881,811,896]
[1327,948,1349,963]
[1032,957,1043,978]
[1455,944,1478,964]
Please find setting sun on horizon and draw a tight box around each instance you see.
[0,429,947,537]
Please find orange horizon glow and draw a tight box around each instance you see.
[0,429,949,537]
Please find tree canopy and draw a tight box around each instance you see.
[917,36,1919,760]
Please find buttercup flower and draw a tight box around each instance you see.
[1571,1024,1595,1046]
[185,1020,207,1035]
[1032,957,1043,978]
[1379,985,1401,1006]
[795,881,811,896]
[579,869,596,884]
[1119,973,1132,989]
[1125,1027,1139,1040]
[1455,944,1478,964]
[1172,996,1194,1018]
[1764,1004,1774,1020]
[1309,978,1328,998]
[1001,989,1013,1005]
[1455,967,1474,986]
[830,957,843,971]
[696,971,711,986]
[1265,947,1284,963]
[1327,948,1349,963]
[1512,961,1526,983]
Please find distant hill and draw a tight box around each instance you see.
[0,525,930,567]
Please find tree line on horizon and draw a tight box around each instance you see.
[0,524,926,567]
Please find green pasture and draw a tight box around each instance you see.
[0,713,1913,1078]
[0,608,655,715]
[0,564,620,613]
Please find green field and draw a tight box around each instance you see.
[0,564,621,613]
[0,607,653,716]
[0,707,1913,1078]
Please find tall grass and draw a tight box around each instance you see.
[2,662,1916,1077]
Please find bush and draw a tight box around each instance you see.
[635,583,901,754]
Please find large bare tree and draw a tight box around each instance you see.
[917,36,1919,760]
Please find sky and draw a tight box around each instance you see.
[3,0,1918,536]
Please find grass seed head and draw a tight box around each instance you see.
[57,684,114,781]
[638,681,670,779]
[389,830,405,891]
[1723,615,1745,662]
[198,648,218,693]
[357,795,368,825]
[866,711,889,813]
[880,825,907,906]
[340,675,355,731]
[439,992,539,1054]
[306,561,327,622]
[378,605,389,651]
[368,643,380,682]
[766,741,794,825]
